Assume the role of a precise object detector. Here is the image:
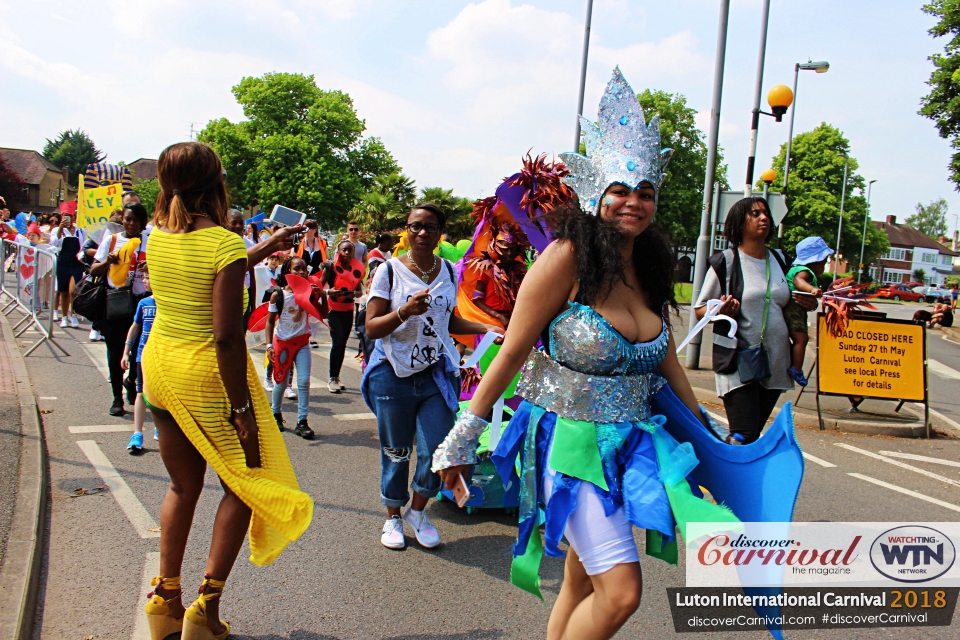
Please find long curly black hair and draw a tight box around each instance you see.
[545,198,678,314]
[276,256,306,289]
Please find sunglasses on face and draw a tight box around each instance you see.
[347,227,359,232]
[407,222,440,235]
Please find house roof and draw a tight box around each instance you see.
[873,219,959,256]
[0,148,61,185]
[127,158,157,182]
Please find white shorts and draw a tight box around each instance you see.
[544,474,639,575]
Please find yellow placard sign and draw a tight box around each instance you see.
[817,315,925,401]
[77,176,123,232]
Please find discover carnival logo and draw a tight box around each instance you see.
[869,526,956,583]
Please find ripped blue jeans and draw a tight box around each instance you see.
[368,363,455,508]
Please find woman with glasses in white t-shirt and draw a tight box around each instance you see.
[361,203,502,550]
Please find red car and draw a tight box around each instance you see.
[873,284,925,302]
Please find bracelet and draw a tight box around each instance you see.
[125,341,135,347]
[232,399,251,415]
[396,308,406,323]
[431,410,489,472]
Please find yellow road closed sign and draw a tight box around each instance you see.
[817,315,926,402]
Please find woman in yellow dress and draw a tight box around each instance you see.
[140,142,313,640]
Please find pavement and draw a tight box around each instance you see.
[4,302,960,639]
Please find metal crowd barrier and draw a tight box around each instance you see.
[1,239,68,356]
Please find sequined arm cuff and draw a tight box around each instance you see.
[431,410,489,472]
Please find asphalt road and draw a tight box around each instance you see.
[13,316,960,639]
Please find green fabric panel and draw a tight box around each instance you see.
[645,529,679,564]
[478,343,521,398]
[548,417,609,492]
[664,480,740,544]
[510,527,544,600]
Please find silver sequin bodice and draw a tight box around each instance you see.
[549,302,668,376]
[515,303,669,423]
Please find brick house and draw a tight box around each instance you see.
[0,147,77,214]
[869,215,959,286]
[127,158,157,183]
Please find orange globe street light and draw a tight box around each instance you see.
[760,168,778,184]
[767,85,793,122]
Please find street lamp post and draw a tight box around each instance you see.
[573,0,595,151]
[858,179,877,283]
[833,152,849,277]
[744,0,771,195]
[685,0,731,370]
[779,60,830,243]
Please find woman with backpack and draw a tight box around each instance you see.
[361,203,501,550]
[694,196,817,443]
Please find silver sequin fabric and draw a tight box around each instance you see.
[550,302,668,376]
[559,66,674,213]
[431,410,488,472]
[516,303,669,423]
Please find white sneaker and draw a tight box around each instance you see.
[89,329,100,341]
[69,315,79,328]
[284,386,297,399]
[59,317,68,328]
[402,506,440,548]
[263,373,275,392]
[328,378,341,394]
[53,310,60,321]
[381,516,406,549]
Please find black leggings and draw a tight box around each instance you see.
[722,382,783,443]
[103,316,135,404]
[328,309,354,378]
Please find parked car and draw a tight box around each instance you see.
[920,286,953,303]
[872,284,925,302]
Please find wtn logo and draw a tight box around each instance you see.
[870,526,956,583]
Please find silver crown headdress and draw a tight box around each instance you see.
[560,67,674,213]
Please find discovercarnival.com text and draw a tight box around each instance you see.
[665,587,958,632]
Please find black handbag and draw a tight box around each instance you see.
[106,285,136,320]
[736,253,773,384]
[73,273,106,323]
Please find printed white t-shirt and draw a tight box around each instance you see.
[93,232,149,295]
[368,257,458,377]
[269,290,310,341]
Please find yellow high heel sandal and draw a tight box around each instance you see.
[182,575,231,640]
[144,575,183,640]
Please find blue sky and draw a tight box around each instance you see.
[1,0,955,232]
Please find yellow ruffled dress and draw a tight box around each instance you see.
[142,226,313,566]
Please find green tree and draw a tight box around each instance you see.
[637,89,728,249]
[907,197,949,237]
[920,0,960,187]
[199,72,401,229]
[764,123,888,274]
[420,186,475,241]
[914,268,928,283]
[131,177,160,217]
[348,172,417,231]
[42,129,105,188]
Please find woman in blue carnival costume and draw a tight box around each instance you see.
[432,68,738,639]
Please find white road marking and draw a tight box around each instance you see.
[879,451,960,468]
[70,424,135,434]
[929,359,960,380]
[802,452,837,468]
[38,396,57,400]
[943,334,960,346]
[834,442,960,489]
[130,551,160,640]
[311,345,362,371]
[334,412,376,421]
[76,440,160,538]
[848,473,960,514]
[76,340,109,381]
[705,410,728,424]
[907,403,960,436]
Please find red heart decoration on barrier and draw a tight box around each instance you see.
[19,264,34,279]
[23,252,34,264]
